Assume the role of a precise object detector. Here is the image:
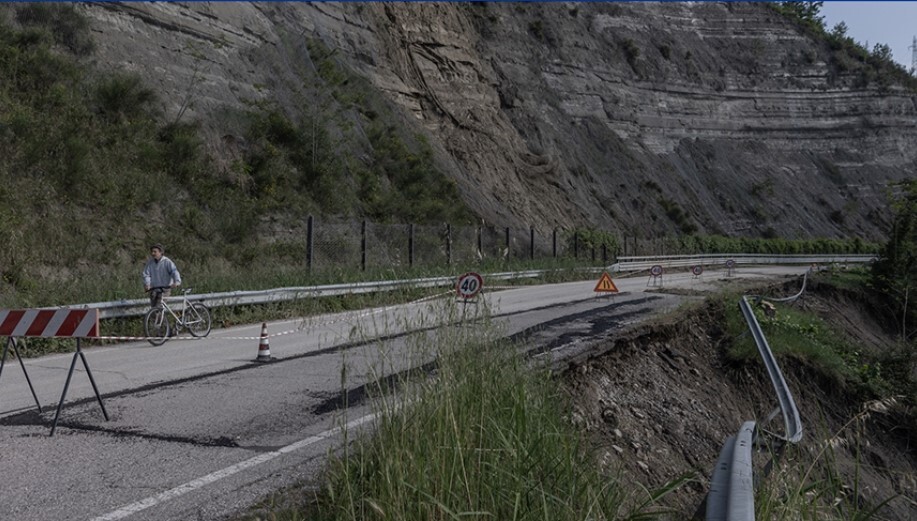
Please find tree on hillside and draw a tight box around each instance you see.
[872,180,917,340]
[777,1,825,30]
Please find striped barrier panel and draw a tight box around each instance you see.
[1,308,107,435]
[0,308,100,338]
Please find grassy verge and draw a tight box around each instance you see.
[722,288,894,398]
[239,308,683,521]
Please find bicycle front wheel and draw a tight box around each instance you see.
[185,302,212,337]
[144,307,170,346]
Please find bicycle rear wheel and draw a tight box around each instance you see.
[186,302,212,337]
[144,307,170,346]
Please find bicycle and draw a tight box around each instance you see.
[144,287,212,346]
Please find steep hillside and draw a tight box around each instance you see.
[563,278,916,519]
[77,2,917,237]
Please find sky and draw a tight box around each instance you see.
[819,2,916,70]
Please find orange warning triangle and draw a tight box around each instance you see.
[594,272,619,293]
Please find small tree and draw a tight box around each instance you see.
[871,180,917,340]
[777,1,825,31]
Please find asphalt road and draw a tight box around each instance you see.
[0,265,808,521]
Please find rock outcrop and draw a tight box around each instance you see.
[79,2,917,239]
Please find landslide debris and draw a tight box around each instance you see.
[562,277,916,519]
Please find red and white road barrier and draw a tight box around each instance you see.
[0,309,99,338]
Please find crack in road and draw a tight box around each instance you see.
[0,410,242,447]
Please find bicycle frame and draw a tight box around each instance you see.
[145,288,211,345]
[150,289,193,330]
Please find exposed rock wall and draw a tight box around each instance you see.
[79,2,917,239]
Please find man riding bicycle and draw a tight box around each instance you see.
[142,243,181,308]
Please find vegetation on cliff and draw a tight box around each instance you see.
[773,1,917,91]
[0,4,471,305]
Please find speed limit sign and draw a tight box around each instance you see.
[650,265,663,277]
[692,265,703,277]
[456,272,484,299]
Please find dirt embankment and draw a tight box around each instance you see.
[562,279,916,519]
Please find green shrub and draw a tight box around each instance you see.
[14,3,93,56]
[622,38,640,69]
[94,73,158,123]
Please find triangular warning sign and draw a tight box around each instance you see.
[594,272,619,293]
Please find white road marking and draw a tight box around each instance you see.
[90,411,378,521]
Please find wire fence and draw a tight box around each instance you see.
[295,216,875,274]
[301,216,627,273]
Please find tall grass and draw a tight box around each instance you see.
[289,313,681,521]
[755,398,902,520]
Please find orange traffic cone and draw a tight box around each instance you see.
[255,322,273,362]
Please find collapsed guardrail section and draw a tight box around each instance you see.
[706,277,806,520]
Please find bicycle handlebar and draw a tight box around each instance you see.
[147,286,192,294]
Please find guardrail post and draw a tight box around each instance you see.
[409,223,415,267]
[552,228,557,258]
[306,214,314,272]
[361,220,367,271]
[530,227,535,260]
[446,223,452,265]
[505,227,511,261]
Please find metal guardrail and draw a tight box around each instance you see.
[707,276,807,520]
[61,269,556,319]
[52,253,865,319]
[738,295,804,443]
[706,421,757,521]
[611,253,874,273]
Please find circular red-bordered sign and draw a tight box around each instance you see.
[456,272,484,299]
[650,265,664,277]
[725,259,736,269]
[692,265,703,276]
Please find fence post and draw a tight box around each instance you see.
[446,223,452,265]
[361,219,367,271]
[505,227,511,261]
[530,227,535,260]
[409,223,415,267]
[306,214,314,272]
[552,228,557,258]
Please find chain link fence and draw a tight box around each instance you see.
[300,217,624,273]
[296,216,868,274]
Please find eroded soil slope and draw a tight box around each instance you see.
[562,277,916,519]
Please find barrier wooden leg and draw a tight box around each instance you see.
[0,337,42,413]
[50,348,80,436]
[49,339,108,436]
[78,340,109,421]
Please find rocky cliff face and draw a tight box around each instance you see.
[79,2,917,239]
